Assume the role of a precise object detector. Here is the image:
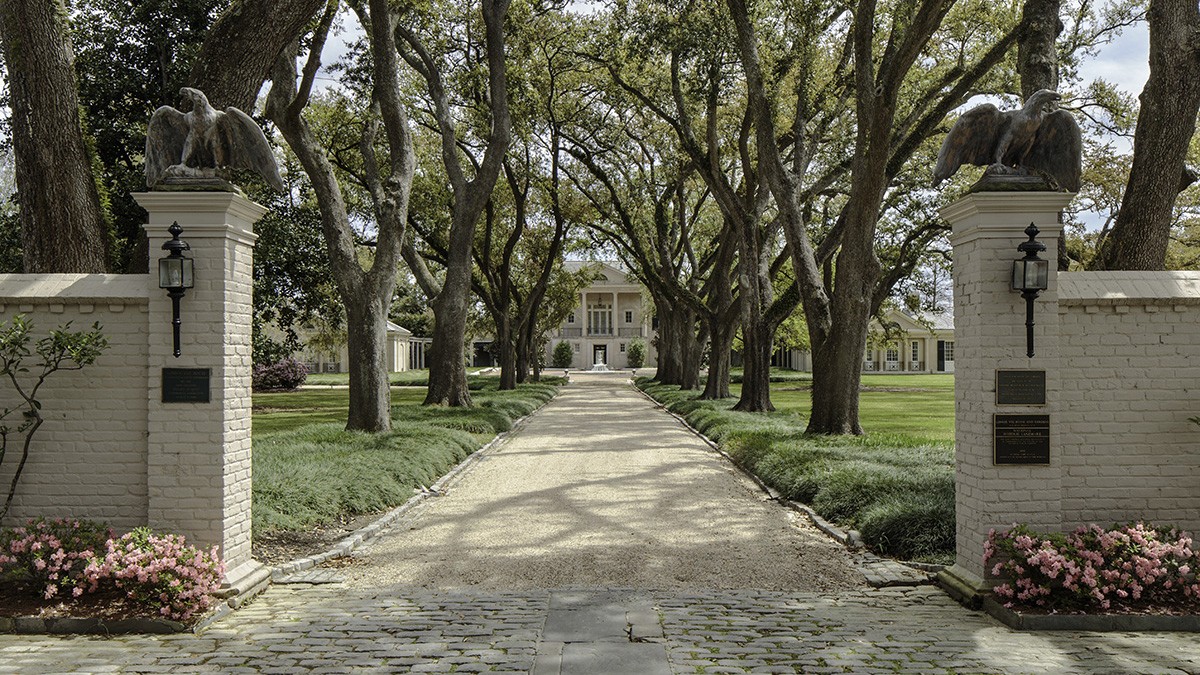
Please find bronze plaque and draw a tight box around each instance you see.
[994,414,1050,465]
[996,369,1047,405]
[162,368,211,403]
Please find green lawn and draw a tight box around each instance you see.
[253,387,428,436]
[740,373,955,444]
[304,369,433,387]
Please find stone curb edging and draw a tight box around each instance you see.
[0,615,187,635]
[271,388,561,580]
[630,381,939,586]
[982,596,1200,632]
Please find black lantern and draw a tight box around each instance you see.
[158,222,194,358]
[1011,223,1049,358]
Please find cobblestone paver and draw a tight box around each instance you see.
[3,585,1199,673]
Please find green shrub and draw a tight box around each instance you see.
[636,376,957,560]
[857,491,955,562]
[252,381,558,534]
[552,341,574,368]
[627,338,646,368]
[811,462,951,526]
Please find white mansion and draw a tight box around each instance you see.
[549,261,658,369]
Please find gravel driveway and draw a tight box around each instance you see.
[342,373,865,591]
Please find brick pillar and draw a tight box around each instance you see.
[133,191,268,594]
[937,190,1074,599]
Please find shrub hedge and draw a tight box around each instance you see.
[252,381,558,534]
[636,378,954,563]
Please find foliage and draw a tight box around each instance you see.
[252,381,559,533]
[0,517,112,600]
[92,527,224,621]
[551,340,574,368]
[626,338,646,368]
[252,198,344,363]
[636,377,955,562]
[0,519,223,622]
[986,522,1200,612]
[70,0,224,272]
[0,316,109,519]
[252,358,309,392]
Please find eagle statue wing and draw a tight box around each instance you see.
[932,103,1003,187]
[145,106,189,188]
[1022,109,1082,192]
[215,107,285,191]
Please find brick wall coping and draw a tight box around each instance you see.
[1057,271,1200,306]
[0,274,149,304]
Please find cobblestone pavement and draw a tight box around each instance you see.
[3,585,1199,673]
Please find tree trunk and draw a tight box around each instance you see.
[1096,0,1200,271]
[1018,0,1070,270]
[0,0,109,273]
[653,298,682,384]
[425,243,475,405]
[702,315,734,399]
[732,218,775,412]
[344,294,392,431]
[496,316,517,390]
[410,0,511,406]
[515,328,531,384]
[679,308,705,391]
[1017,0,1062,100]
[266,0,415,432]
[189,0,326,110]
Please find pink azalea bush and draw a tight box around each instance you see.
[985,522,1200,611]
[0,518,111,600]
[86,528,224,621]
[1,520,224,622]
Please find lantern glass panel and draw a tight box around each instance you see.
[180,258,194,289]
[159,257,183,289]
[1027,259,1049,290]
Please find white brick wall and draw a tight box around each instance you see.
[1057,273,1200,533]
[0,276,151,530]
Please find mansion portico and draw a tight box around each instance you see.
[549,261,658,369]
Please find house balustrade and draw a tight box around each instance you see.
[885,360,901,371]
[618,327,643,337]
[587,329,613,337]
[559,327,582,337]
[908,361,925,371]
[863,360,879,371]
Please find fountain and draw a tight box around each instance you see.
[589,360,610,372]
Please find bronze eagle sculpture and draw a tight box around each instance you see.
[146,87,284,191]
[932,89,1081,192]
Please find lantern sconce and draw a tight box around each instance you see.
[1011,223,1049,358]
[158,222,194,358]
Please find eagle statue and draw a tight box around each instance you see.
[145,87,284,191]
[932,89,1081,192]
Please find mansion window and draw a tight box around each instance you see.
[624,310,633,323]
[911,341,919,362]
[620,343,626,353]
[944,341,955,361]
[567,314,575,323]
[588,301,612,336]
[885,346,899,363]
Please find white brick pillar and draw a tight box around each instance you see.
[133,191,268,594]
[937,190,1074,599]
